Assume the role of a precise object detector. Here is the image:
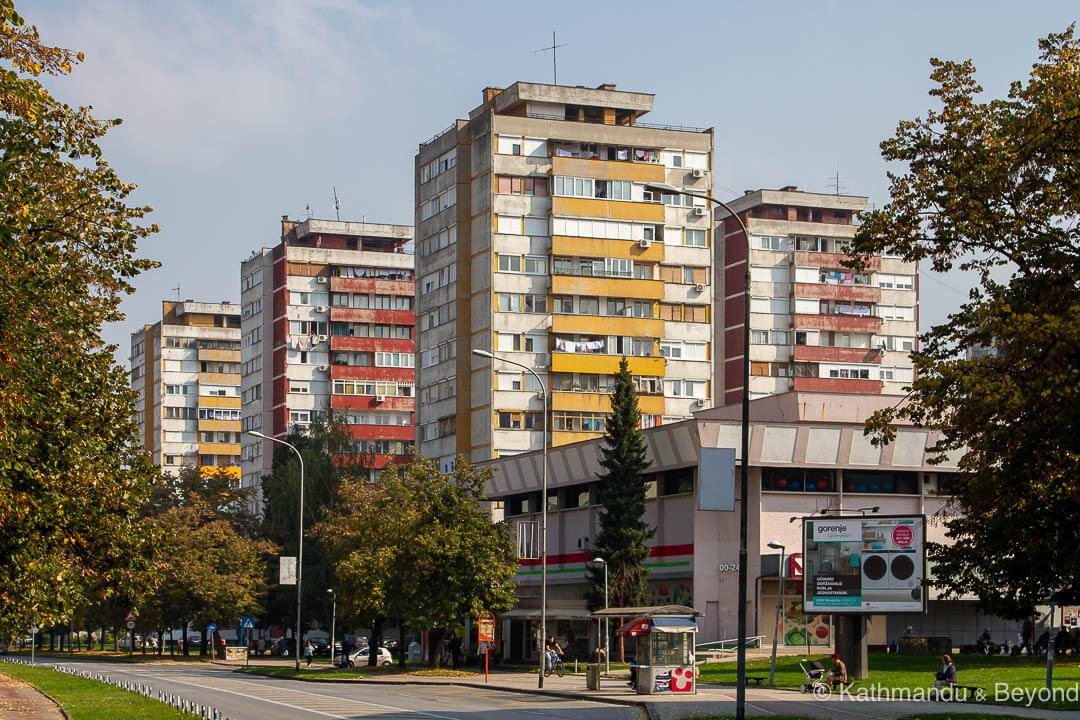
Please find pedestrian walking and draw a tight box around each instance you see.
[304,640,314,667]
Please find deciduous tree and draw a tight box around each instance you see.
[849,27,1080,618]
[0,0,160,635]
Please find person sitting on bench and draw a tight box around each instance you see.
[827,653,848,688]
[934,654,957,691]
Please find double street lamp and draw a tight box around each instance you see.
[249,430,305,672]
[472,348,549,688]
[590,557,609,674]
[766,541,786,687]
[646,182,753,720]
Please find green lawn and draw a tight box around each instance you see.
[237,664,477,680]
[1,664,189,720]
[697,653,1080,709]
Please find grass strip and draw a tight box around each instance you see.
[1,664,188,720]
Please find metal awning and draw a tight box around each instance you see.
[592,604,702,618]
[501,608,592,620]
[651,616,697,633]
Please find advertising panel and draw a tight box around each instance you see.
[802,515,926,614]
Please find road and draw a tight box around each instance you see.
[48,659,641,720]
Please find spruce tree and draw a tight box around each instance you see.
[586,357,654,615]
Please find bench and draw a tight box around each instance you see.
[935,683,980,700]
[746,676,768,686]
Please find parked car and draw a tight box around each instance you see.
[349,645,393,666]
[309,638,330,656]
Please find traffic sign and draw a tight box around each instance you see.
[240,617,255,630]
[125,620,136,630]
[207,623,217,633]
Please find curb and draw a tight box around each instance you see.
[36,687,73,720]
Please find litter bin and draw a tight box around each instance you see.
[586,663,601,690]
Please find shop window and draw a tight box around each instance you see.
[661,467,694,496]
[761,468,837,492]
[842,470,919,495]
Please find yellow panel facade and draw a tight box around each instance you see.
[551,275,664,301]
[199,396,241,409]
[552,197,665,223]
[199,372,241,386]
[198,419,241,433]
[199,466,241,479]
[550,353,665,376]
[552,235,664,262]
[551,313,664,339]
[198,442,240,455]
[198,349,241,362]
[551,157,666,184]
[553,430,604,446]
[553,392,665,415]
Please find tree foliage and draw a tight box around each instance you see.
[316,456,518,667]
[849,26,1080,618]
[586,358,654,611]
[0,0,160,634]
[142,468,273,654]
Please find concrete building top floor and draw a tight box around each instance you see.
[480,391,959,498]
[719,187,869,216]
[170,301,240,319]
[469,82,655,121]
[282,217,413,254]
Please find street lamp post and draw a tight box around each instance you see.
[646,183,753,720]
[591,557,609,674]
[328,589,336,667]
[249,430,305,672]
[473,348,548,688]
[766,541,786,687]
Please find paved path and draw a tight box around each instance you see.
[0,672,63,719]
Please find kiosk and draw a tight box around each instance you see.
[595,605,700,695]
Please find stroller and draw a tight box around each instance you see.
[798,660,830,696]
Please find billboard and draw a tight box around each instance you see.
[802,515,926,614]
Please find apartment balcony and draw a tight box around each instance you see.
[551,235,664,262]
[198,465,240,479]
[199,372,241,386]
[793,377,882,394]
[197,348,241,363]
[551,197,665,223]
[793,282,881,303]
[551,274,664,301]
[551,312,664,339]
[793,313,881,333]
[330,365,414,383]
[329,453,412,470]
[552,391,665,416]
[552,430,604,447]
[198,395,240,409]
[198,442,240,455]
[550,352,664,376]
[330,307,415,325]
[341,424,415,442]
[551,155,666,183]
[330,336,414,354]
[795,250,881,271]
[330,395,414,412]
[197,419,241,433]
[793,346,883,364]
[329,277,414,296]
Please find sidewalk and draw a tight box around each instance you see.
[0,673,65,720]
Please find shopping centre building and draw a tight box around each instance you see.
[480,391,1028,662]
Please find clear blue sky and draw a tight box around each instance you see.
[31,0,1080,359]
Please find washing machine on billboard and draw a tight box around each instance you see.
[887,520,922,599]
[860,551,893,594]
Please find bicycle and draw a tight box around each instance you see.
[544,654,566,678]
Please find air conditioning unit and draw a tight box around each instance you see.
[692,206,707,217]
[694,283,706,292]
[316,334,328,343]
[375,394,386,403]
[693,399,707,408]
[691,168,705,179]
[316,364,329,372]
[638,238,651,248]
[316,276,328,284]
[315,306,327,313]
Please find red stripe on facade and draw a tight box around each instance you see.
[518,543,694,567]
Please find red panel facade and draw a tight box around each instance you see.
[330,337,414,354]
[793,313,882,333]
[330,308,415,325]
[793,283,881,303]
[330,365,414,383]
[330,277,413,296]
[794,251,881,271]
[793,377,882,393]
[724,327,744,357]
[724,297,744,328]
[724,265,746,296]
[343,424,414,441]
[330,395,414,412]
[793,346,883,364]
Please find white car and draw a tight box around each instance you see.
[349,645,393,666]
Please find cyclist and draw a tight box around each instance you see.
[544,635,563,672]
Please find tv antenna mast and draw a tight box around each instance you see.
[536,31,566,86]
[305,203,312,219]
[827,170,845,196]
[332,186,342,222]
[171,284,181,301]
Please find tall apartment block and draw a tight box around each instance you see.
[129,301,242,476]
[714,187,917,404]
[239,218,415,494]
[415,82,714,467]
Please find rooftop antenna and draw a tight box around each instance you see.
[305,203,312,220]
[536,31,566,86]
[171,284,180,301]
[827,170,845,196]
[332,186,341,222]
